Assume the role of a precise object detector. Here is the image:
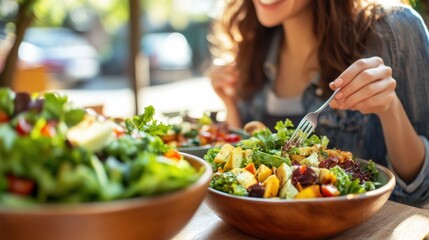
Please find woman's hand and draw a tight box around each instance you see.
[206,62,239,106]
[206,61,242,128]
[330,56,425,183]
[329,56,397,116]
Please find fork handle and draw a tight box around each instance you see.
[315,87,342,113]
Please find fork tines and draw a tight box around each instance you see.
[288,117,316,146]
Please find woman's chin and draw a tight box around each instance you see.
[258,18,282,27]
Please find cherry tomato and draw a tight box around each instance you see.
[224,133,241,143]
[0,111,9,123]
[321,184,340,197]
[16,117,32,136]
[7,175,36,196]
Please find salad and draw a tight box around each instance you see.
[162,113,242,148]
[204,119,380,199]
[0,88,201,205]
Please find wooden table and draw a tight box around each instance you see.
[174,200,429,240]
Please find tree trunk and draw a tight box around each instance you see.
[129,0,141,115]
[0,0,36,88]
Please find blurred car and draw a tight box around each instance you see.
[19,27,100,83]
[141,32,192,71]
[101,30,193,85]
[141,32,193,85]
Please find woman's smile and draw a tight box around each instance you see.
[253,0,311,27]
[258,0,286,7]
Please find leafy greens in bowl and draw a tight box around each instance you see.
[203,119,395,239]
[0,88,203,204]
[204,119,383,199]
[0,88,213,240]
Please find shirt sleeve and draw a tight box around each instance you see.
[388,136,429,208]
[377,5,429,208]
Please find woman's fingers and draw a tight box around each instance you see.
[329,56,397,115]
[208,64,238,81]
[329,57,384,93]
[330,79,396,114]
[330,87,394,114]
[336,68,395,106]
[334,56,384,86]
[207,64,238,99]
[351,88,397,114]
[336,65,393,100]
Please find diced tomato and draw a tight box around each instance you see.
[224,133,241,143]
[0,111,9,123]
[164,149,182,161]
[7,175,36,196]
[15,117,32,136]
[299,165,307,174]
[215,131,226,141]
[41,121,57,137]
[321,184,340,197]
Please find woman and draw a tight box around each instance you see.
[208,0,429,207]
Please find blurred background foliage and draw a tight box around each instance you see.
[0,0,212,32]
[0,0,215,87]
[0,0,428,88]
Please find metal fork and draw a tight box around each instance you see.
[288,87,342,146]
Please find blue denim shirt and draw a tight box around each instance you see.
[237,4,429,208]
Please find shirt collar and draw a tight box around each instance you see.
[263,29,282,85]
[262,28,321,88]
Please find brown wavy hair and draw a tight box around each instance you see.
[209,0,388,99]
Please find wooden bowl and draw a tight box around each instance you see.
[0,153,212,240]
[205,159,395,240]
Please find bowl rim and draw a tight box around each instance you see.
[178,145,212,152]
[0,153,213,215]
[208,158,396,203]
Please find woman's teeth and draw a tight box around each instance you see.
[259,0,282,5]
